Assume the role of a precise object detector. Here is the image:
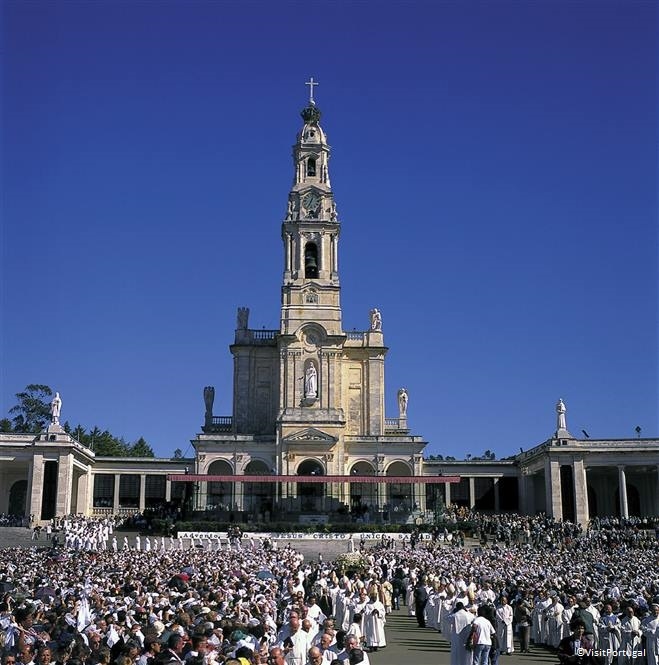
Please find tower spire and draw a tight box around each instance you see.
[280,89,342,336]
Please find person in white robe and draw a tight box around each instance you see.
[406,579,416,616]
[346,612,364,648]
[495,597,514,655]
[598,604,621,665]
[618,606,642,665]
[363,594,386,650]
[532,591,551,645]
[441,591,457,636]
[641,603,659,665]
[426,589,439,630]
[561,596,579,643]
[448,602,475,665]
[545,594,565,649]
[585,599,601,648]
[334,589,349,632]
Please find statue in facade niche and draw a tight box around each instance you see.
[370,308,382,331]
[398,388,408,417]
[556,398,567,431]
[50,392,62,425]
[305,364,318,399]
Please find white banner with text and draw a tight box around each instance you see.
[177,531,439,541]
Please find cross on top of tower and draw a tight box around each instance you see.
[305,77,319,105]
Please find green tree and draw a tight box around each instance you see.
[129,437,154,457]
[92,429,129,456]
[9,384,52,432]
[71,424,87,444]
[3,385,154,458]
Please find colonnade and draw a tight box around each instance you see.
[540,459,659,524]
[443,475,505,511]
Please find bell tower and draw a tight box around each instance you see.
[280,80,342,337]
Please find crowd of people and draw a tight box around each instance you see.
[0,512,656,665]
[0,516,26,528]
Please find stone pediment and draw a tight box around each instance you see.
[284,427,337,444]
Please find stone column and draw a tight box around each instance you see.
[419,481,427,513]
[287,234,293,274]
[468,477,475,509]
[545,459,563,520]
[518,472,528,516]
[493,477,500,512]
[618,466,628,518]
[77,470,91,515]
[198,479,208,511]
[234,482,244,511]
[445,481,452,508]
[139,474,146,512]
[113,474,121,513]
[55,453,74,516]
[165,478,172,502]
[573,459,589,526]
[29,454,44,522]
[377,480,385,514]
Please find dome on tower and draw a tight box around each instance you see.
[297,104,327,144]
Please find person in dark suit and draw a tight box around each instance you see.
[557,620,598,665]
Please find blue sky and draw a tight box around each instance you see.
[2,0,657,460]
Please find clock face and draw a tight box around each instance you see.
[302,192,320,213]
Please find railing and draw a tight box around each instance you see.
[91,507,137,517]
[249,329,278,340]
[346,331,365,340]
[204,416,233,433]
[385,418,408,432]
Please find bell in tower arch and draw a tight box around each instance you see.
[305,242,319,279]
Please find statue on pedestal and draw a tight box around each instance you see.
[237,307,249,330]
[203,386,215,423]
[556,398,567,431]
[398,388,408,418]
[50,392,62,425]
[370,308,382,331]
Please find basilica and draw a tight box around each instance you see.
[2,89,658,527]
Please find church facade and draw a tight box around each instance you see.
[2,92,658,526]
[191,97,427,520]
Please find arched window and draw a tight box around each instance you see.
[307,157,316,177]
[305,243,319,279]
